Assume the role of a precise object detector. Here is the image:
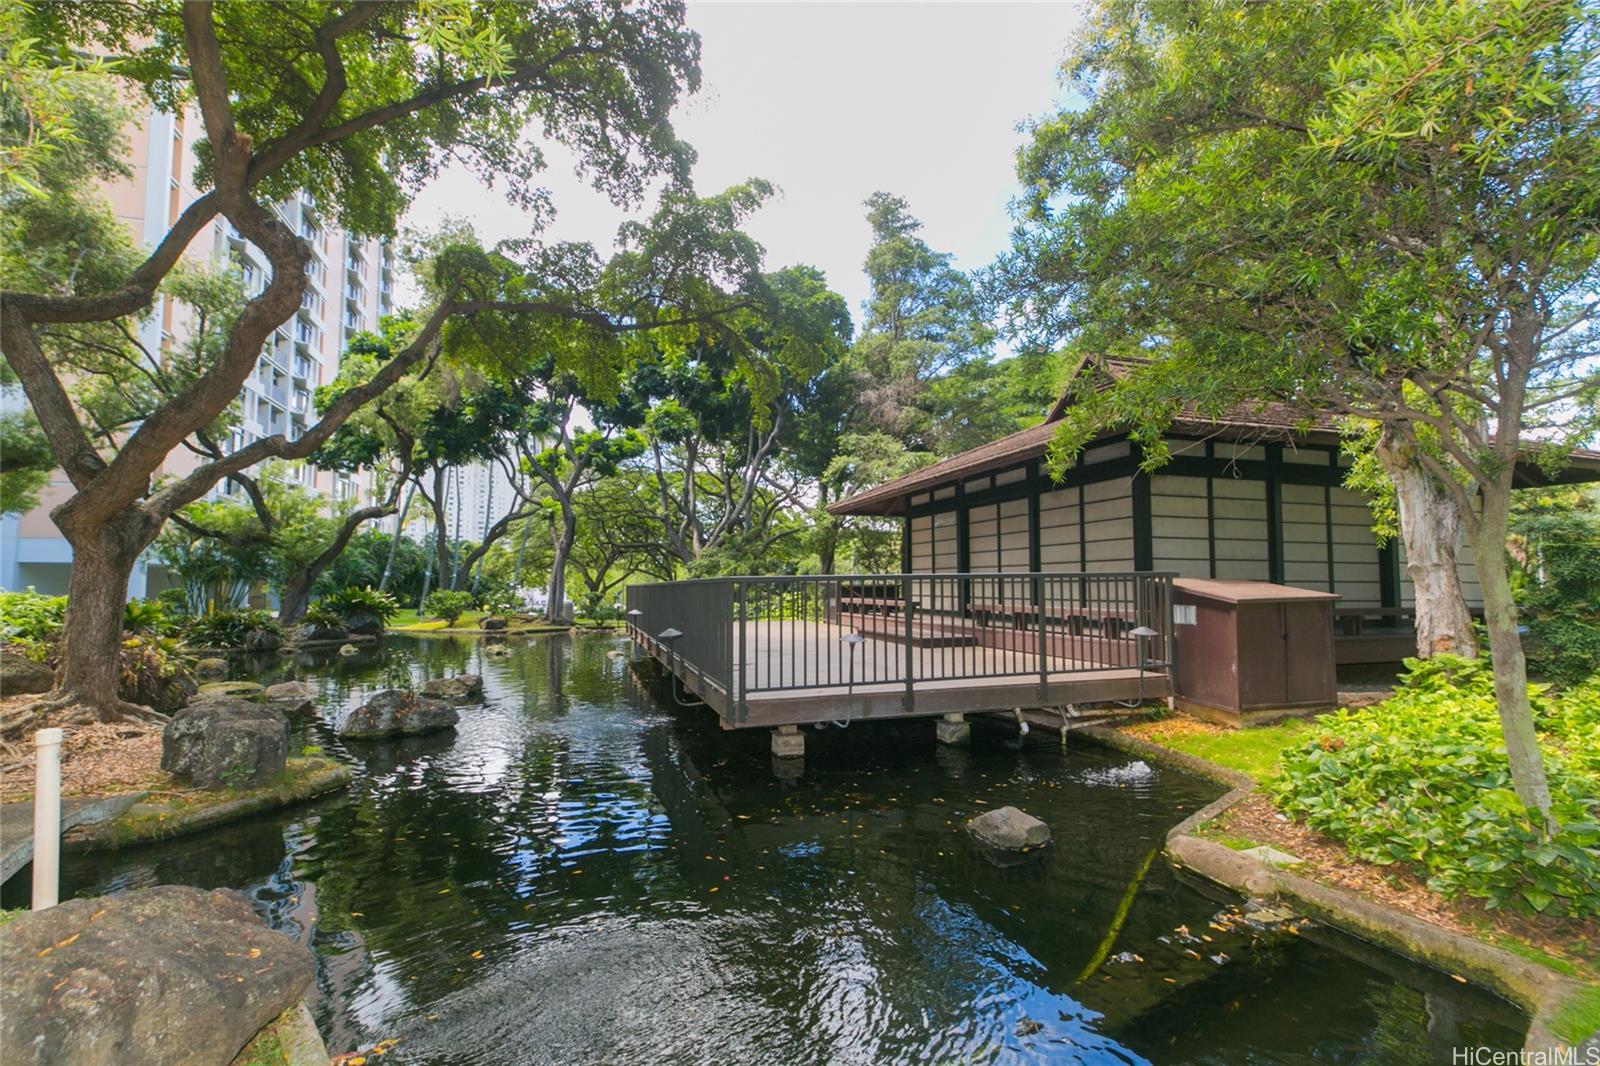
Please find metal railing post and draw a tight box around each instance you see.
[902,572,915,713]
[737,580,748,722]
[1035,573,1048,702]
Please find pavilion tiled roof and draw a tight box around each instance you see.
[827,356,1600,516]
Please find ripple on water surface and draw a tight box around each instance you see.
[19,633,1527,1065]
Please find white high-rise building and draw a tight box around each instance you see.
[0,99,395,598]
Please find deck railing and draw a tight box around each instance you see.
[627,571,1176,722]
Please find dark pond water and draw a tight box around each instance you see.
[9,634,1524,1064]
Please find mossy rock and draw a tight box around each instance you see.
[197,680,266,700]
[66,759,351,851]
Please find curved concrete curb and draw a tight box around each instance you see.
[1076,724,1598,1054]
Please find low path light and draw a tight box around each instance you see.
[1129,625,1159,704]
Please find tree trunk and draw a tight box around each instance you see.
[433,467,452,590]
[52,510,159,721]
[1472,481,1554,826]
[546,506,577,624]
[1373,427,1477,657]
[278,577,314,627]
[378,484,415,593]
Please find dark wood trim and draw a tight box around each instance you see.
[1132,470,1153,572]
[1027,460,1042,573]
[1205,476,1217,579]
[1323,483,1336,591]
[1265,445,1285,585]
[1379,537,1400,610]
[900,514,911,573]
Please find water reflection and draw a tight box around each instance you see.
[17,633,1526,1065]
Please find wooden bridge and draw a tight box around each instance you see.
[625,572,1176,731]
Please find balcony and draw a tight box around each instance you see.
[627,571,1175,729]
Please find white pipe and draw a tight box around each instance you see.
[32,727,63,910]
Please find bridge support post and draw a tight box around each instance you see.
[935,712,971,746]
[771,724,805,759]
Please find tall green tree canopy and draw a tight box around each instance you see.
[1000,0,1600,822]
[0,0,791,720]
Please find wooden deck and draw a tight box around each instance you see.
[633,619,1170,730]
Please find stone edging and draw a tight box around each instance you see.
[64,760,351,852]
[1076,724,1598,1055]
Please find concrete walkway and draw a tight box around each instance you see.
[0,793,144,884]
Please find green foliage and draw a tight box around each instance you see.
[1271,657,1600,919]
[121,598,172,636]
[0,409,52,516]
[322,585,399,626]
[302,604,344,631]
[181,609,283,650]
[475,583,520,618]
[1515,490,1600,684]
[115,633,192,713]
[423,589,475,626]
[0,589,66,644]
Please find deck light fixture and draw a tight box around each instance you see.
[831,631,865,729]
[657,627,684,643]
[1129,625,1159,703]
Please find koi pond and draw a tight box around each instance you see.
[8,633,1524,1063]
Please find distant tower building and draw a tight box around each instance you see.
[0,100,396,598]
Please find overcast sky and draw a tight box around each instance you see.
[405,2,1084,325]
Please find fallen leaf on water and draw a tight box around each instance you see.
[471,950,484,959]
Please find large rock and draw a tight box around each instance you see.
[293,621,346,644]
[242,627,281,653]
[967,806,1052,852]
[480,615,509,632]
[194,657,228,680]
[161,697,288,790]
[0,650,52,695]
[0,885,313,1066]
[420,673,484,703]
[343,610,385,637]
[263,680,317,716]
[341,688,458,739]
[197,680,263,700]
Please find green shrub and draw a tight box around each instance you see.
[122,598,172,635]
[0,589,67,644]
[323,585,399,626]
[477,585,521,618]
[303,604,345,630]
[1515,502,1600,684]
[423,589,475,626]
[1271,656,1600,919]
[182,609,284,649]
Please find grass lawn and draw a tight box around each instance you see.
[1121,715,1315,782]
[387,609,577,634]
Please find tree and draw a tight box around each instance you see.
[630,264,852,568]
[847,192,992,449]
[0,2,789,719]
[1003,0,1600,822]
[566,472,678,606]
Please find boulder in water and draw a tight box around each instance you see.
[263,680,318,716]
[420,673,484,703]
[0,885,313,1066]
[341,688,458,739]
[967,806,1051,852]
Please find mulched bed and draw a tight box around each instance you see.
[0,694,172,803]
[1211,791,1600,976]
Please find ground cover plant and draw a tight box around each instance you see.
[1271,656,1600,920]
